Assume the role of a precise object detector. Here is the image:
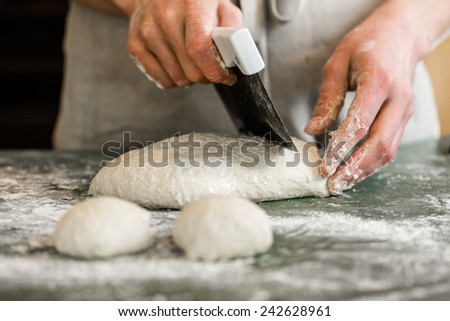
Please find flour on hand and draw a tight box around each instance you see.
[173,195,273,260]
[53,196,153,259]
[88,133,329,209]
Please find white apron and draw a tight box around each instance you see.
[54,0,440,150]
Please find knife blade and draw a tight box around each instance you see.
[212,27,298,152]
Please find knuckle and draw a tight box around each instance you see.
[157,6,177,26]
[356,114,371,134]
[186,37,209,59]
[322,58,338,79]
[127,38,141,56]
[376,136,395,162]
[385,148,397,163]
[140,25,155,43]
[397,87,413,104]
[405,104,414,120]
[342,30,357,43]
[376,68,394,91]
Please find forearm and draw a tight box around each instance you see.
[389,0,450,55]
[71,0,138,17]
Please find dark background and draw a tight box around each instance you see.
[0,0,68,149]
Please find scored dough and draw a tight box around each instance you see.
[173,195,273,260]
[53,196,153,259]
[89,133,329,209]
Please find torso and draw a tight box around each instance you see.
[54,0,440,150]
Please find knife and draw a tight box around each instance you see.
[212,27,298,152]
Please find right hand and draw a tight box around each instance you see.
[119,0,243,89]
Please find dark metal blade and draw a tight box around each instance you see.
[215,67,297,151]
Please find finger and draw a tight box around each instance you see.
[320,69,391,177]
[166,37,207,85]
[304,50,350,136]
[184,0,237,85]
[139,21,191,88]
[158,10,207,85]
[145,39,191,87]
[128,39,174,89]
[152,4,202,86]
[327,98,413,195]
[217,0,244,27]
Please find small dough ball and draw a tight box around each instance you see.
[173,195,273,261]
[54,196,153,259]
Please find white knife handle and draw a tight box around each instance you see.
[212,27,265,76]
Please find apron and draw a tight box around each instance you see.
[54,0,440,150]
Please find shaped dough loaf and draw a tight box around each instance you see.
[89,133,329,209]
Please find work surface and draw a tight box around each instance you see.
[0,138,449,300]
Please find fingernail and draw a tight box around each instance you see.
[319,161,329,177]
[223,75,237,86]
[328,163,364,195]
[176,80,191,88]
[320,148,338,177]
[327,177,349,195]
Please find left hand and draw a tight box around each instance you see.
[304,0,436,195]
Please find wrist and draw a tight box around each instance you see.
[112,0,139,17]
[386,0,450,58]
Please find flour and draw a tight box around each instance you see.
[88,133,329,209]
[2,148,450,300]
[129,54,165,89]
[0,178,18,185]
[357,40,376,53]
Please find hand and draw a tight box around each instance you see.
[304,0,436,195]
[119,0,243,89]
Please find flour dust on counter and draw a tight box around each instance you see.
[88,133,329,209]
[173,196,273,261]
[1,139,450,300]
[53,196,154,259]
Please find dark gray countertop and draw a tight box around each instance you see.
[0,138,449,300]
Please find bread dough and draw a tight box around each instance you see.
[173,195,273,260]
[53,196,153,259]
[89,133,329,209]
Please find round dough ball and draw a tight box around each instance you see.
[54,196,153,259]
[173,196,273,261]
